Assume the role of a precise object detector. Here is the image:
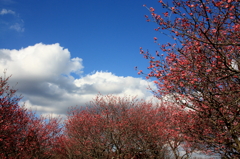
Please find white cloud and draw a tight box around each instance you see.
[0,43,157,117]
[0,8,15,15]
[75,71,156,98]
[0,8,24,32]
[0,43,83,80]
[10,22,24,32]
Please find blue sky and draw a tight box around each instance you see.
[1,0,174,117]
[0,0,167,78]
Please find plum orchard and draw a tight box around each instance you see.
[62,95,195,159]
[140,0,239,158]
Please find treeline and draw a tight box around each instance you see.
[0,75,226,159]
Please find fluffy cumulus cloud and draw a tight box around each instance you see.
[74,72,155,97]
[0,43,157,117]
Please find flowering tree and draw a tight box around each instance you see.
[63,94,193,159]
[140,0,239,158]
[0,73,62,158]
